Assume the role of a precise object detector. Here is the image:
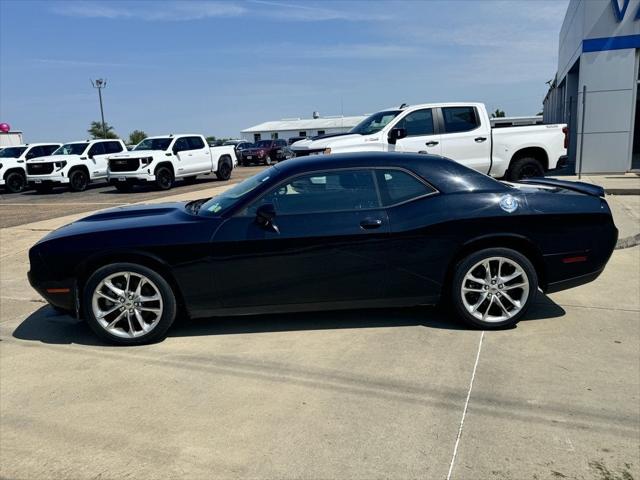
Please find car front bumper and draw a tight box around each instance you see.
[27,174,69,185]
[108,172,156,183]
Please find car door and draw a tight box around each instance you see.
[210,169,390,310]
[87,142,108,177]
[392,108,442,155]
[185,136,211,174]
[171,137,192,176]
[437,106,491,174]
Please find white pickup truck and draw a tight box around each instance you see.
[107,134,237,192]
[291,102,568,180]
[0,143,61,193]
[26,139,127,192]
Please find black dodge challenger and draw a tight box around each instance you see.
[29,152,618,345]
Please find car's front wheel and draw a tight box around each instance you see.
[5,171,26,193]
[83,263,177,345]
[451,248,537,329]
[69,169,89,192]
[155,166,174,190]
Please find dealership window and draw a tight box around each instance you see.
[317,130,325,136]
[253,134,261,142]
[394,109,435,137]
[442,107,480,133]
[271,132,278,139]
[299,131,307,137]
[248,169,379,215]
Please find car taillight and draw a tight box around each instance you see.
[562,126,569,149]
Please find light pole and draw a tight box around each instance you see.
[91,78,107,138]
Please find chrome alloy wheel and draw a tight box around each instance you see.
[91,271,163,339]
[461,256,530,323]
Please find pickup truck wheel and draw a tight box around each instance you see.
[114,183,134,193]
[507,157,544,181]
[155,167,174,190]
[69,169,89,192]
[5,171,26,193]
[216,162,232,181]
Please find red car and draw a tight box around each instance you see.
[240,139,288,165]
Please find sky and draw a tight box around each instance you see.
[0,0,569,143]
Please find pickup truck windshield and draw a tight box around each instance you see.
[53,143,89,156]
[199,168,274,215]
[134,138,172,151]
[350,110,401,135]
[0,146,27,158]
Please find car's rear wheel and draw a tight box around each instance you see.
[69,169,89,192]
[5,171,26,193]
[155,166,174,190]
[507,157,544,181]
[451,248,537,329]
[216,161,232,181]
[114,183,134,192]
[83,263,177,345]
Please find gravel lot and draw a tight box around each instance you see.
[1,173,638,480]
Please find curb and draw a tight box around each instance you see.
[615,233,640,250]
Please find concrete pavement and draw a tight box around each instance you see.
[1,182,638,480]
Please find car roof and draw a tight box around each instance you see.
[272,152,506,194]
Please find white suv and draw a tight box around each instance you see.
[27,139,126,192]
[0,143,61,193]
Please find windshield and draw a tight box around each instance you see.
[134,138,172,151]
[350,110,401,135]
[0,146,27,158]
[199,168,274,215]
[255,140,273,148]
[53,143,89,156]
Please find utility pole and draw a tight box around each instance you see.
[91,78,107,138]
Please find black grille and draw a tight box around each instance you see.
[109,158,140,172]
[27,163,54,175]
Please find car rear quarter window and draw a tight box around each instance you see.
[442,107,480,133]
[395,109,435,137]
[249,169,379,215]
[375,169,435,206]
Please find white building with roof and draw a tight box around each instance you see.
[240,113,367,143]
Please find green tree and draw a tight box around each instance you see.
[490,109,506,118]
[88,121,118,139]
[128,130,147,145]
[206,136,216,145]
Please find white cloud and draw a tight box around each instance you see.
[248,0,390,22]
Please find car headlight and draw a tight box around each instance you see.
[323,148,332,155]
[141,157,153,166]
[54,161,67,170]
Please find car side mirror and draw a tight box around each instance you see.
[172,147,179,155]
[255,203,279,233]
[388,128,407,145]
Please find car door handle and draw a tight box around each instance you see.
[360,218,383,230]
[475,137,487,143]
[425,141,439,147]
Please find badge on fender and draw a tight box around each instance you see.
[499,194,519,213]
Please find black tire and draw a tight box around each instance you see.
[183,175,198,184]
[69,169,89,192]
[4,171,26,193]
[155,166,174,190]
[83,262,177,346]
[114,183,134,193]
[451,248,538,329]
[216,160,232,181]
[506,157,545,181]
[34,183,53,193]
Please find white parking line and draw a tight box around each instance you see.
[446,331,485,480]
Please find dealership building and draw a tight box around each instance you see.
[241,113,366,143]
[543,0,640,173]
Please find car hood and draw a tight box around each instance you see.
[109,150,162,159]
[39,202,220,245]
[291,133,363,151]
[28,154,75,163]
